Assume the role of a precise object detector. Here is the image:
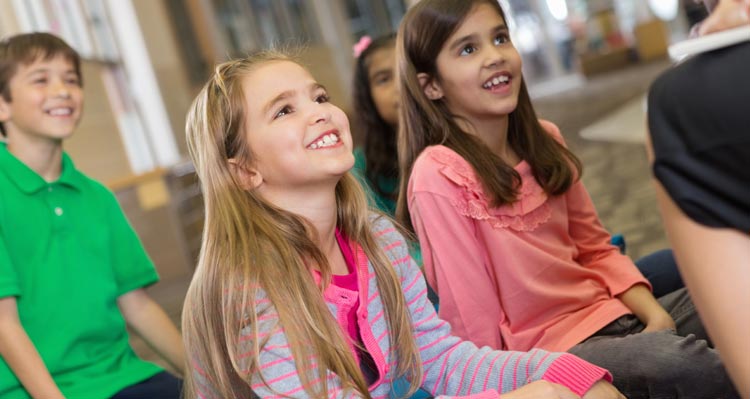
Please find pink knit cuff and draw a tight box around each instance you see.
[540,353,612,396]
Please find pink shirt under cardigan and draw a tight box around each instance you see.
[407,120,651,353]
[332,229,360,342]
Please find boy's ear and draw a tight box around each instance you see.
[417,73,444,101]
[228,159,263,190]
[0,96,11,122]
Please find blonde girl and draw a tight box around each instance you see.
[181,51,621,399]
[397,1,738,398]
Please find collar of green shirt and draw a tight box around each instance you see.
[0,142,85,194]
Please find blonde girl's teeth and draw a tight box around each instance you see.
[311,143,318,149]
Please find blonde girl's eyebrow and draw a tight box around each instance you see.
[263,83,328,115]
[309,82,327,96]
[263,90,295,116]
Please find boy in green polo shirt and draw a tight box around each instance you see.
[0,33,184,399]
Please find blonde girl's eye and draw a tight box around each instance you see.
[274,105,292,119]
[314,93,330,104]
[459,44,477,56]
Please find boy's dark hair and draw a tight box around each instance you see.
[351,33,398,202]
[0,32,82,136]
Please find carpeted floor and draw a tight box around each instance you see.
[534,60,672,259]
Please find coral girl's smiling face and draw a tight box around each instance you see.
[238,61,355,196]
[426,2,522,124]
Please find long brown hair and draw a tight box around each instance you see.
[352,33,399,203]
[395,0,582,231]
[182,52,421,398]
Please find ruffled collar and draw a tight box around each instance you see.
[424,145,551,232]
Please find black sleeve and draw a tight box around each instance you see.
[647,41,750,232]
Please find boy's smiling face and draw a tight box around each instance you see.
[0,55,83,142]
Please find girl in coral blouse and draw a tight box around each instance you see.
[396,1,738,398]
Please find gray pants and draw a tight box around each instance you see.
[569,288,738,399]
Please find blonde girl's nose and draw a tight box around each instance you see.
[310,108,331,125]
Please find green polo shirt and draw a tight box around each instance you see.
[0,143,162,398]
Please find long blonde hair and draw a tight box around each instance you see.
[182,51,421,399]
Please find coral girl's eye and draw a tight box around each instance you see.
[459,45,477,56]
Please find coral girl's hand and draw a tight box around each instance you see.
[500,381,581,399]
[582,381,626,399]
[642,308,677,333]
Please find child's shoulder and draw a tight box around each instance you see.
[412,145,471,179]
[68,168,127,215]
[538,119,566,145]
[369,212,402,243]
[414,144,466,168]
[369,214,408,255]
[368,212,417,277]
[410,145,477,194]
[76,170,119,201]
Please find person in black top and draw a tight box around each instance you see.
[647,1,750,395]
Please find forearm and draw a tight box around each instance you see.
[118,289,186,376]
[655,183,750,398]
[0,301,65,399]
[616,284,669,325]
[677,241,750,399]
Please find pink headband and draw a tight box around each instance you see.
[353,36,373,58]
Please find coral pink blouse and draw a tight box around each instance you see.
[407,120,650,352]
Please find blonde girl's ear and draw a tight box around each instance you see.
[417,72,444,100]
[228,159,263,190]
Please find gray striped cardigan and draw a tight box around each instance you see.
[192,216,609,398]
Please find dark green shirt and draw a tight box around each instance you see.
[0,143,162,398]
[353,148,422,265]
[353,148,398,215]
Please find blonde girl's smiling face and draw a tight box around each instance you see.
[424,2,522,124]
[238,61,355,195]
